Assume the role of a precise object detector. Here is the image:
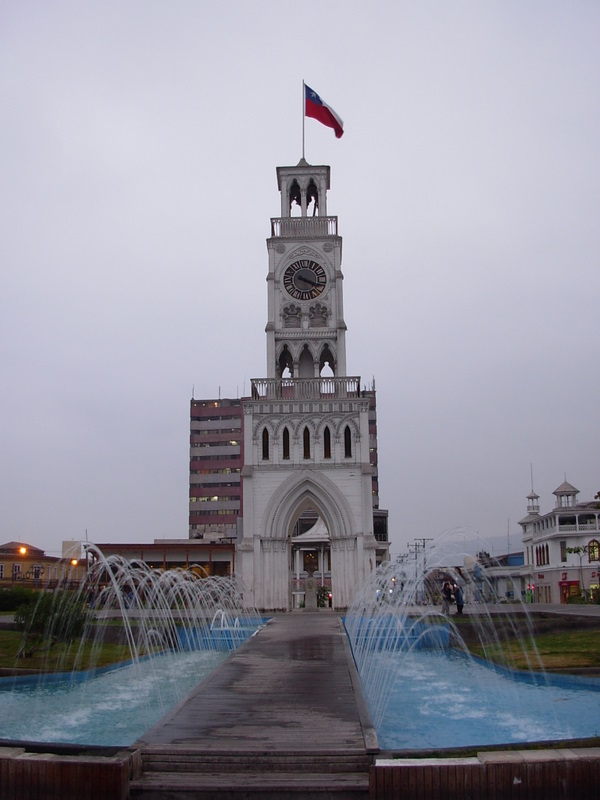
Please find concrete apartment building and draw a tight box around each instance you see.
[189,398,243,542]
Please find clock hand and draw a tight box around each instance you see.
[302,275,322,287]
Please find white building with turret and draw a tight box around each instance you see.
[520,480,600,603]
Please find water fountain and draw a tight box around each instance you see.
[345,534,600,751]
[2,538,599,752]
[2,542,600,799]
[0,545,264,745]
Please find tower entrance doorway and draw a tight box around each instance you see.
[291,514,332,608]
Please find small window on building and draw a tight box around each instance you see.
[262,428,269,460]
[282,427,290,460]
[560,540,567,562]
[323,426,331,459]
[588,539,600,562]
[303,426,311,459]
[344,425,352,458]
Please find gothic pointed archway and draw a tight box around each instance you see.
[256,470,361,610]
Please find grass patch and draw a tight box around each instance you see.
[0,629,136,672]
[468,629,600,671]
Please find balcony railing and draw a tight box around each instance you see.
[270,216,338,238]
[558,523,599,532]
[251,377,361,401]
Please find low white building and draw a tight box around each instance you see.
[466,552,526,603]
[519,480,600,604]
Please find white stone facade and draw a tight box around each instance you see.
[238,395,379,609]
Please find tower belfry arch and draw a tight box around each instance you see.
[236,159,390,611]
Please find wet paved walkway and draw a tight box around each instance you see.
[136,611,377,754]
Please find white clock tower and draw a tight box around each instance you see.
[238,159,389,611]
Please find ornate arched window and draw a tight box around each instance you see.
[298,346,313,379]
[344,425,352,458]
[289,180,301,215]
[307,179,319,215]
[323,426,331,459]
[588,539,600,562]
[319,345,335,375]
[262,428,269,460]
[303,426,311,459]
[279,346,293,377]
[282,427,290,460]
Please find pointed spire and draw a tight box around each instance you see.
[526,463,540,514]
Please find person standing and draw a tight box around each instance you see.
[441,581,453,615]
[454,583,464,615]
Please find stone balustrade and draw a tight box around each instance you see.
[270,216,338,238]
[250,376,361,401]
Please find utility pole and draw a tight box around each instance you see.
[407,542,421,578]
[407,539,434,601]
[413,538,433,576]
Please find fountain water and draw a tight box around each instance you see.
[3,540,599,751]
[345,533,600,750]
[0,545,264,745]
[82,546,262,656]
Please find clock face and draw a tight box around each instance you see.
[283,259,327,301]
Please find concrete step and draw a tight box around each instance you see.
[139,747,371,775]
[129,768,370,799]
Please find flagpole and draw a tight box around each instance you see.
[302,79,305,160]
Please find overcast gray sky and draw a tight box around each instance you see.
[1,1,599,561]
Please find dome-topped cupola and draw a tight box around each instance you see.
[526,490,540,515]
[553,480,579,508]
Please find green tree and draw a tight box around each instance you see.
[0,586,36,611]
[14,590,91,659]
[316,585,331,608]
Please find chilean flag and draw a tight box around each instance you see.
[305,84,344,138]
